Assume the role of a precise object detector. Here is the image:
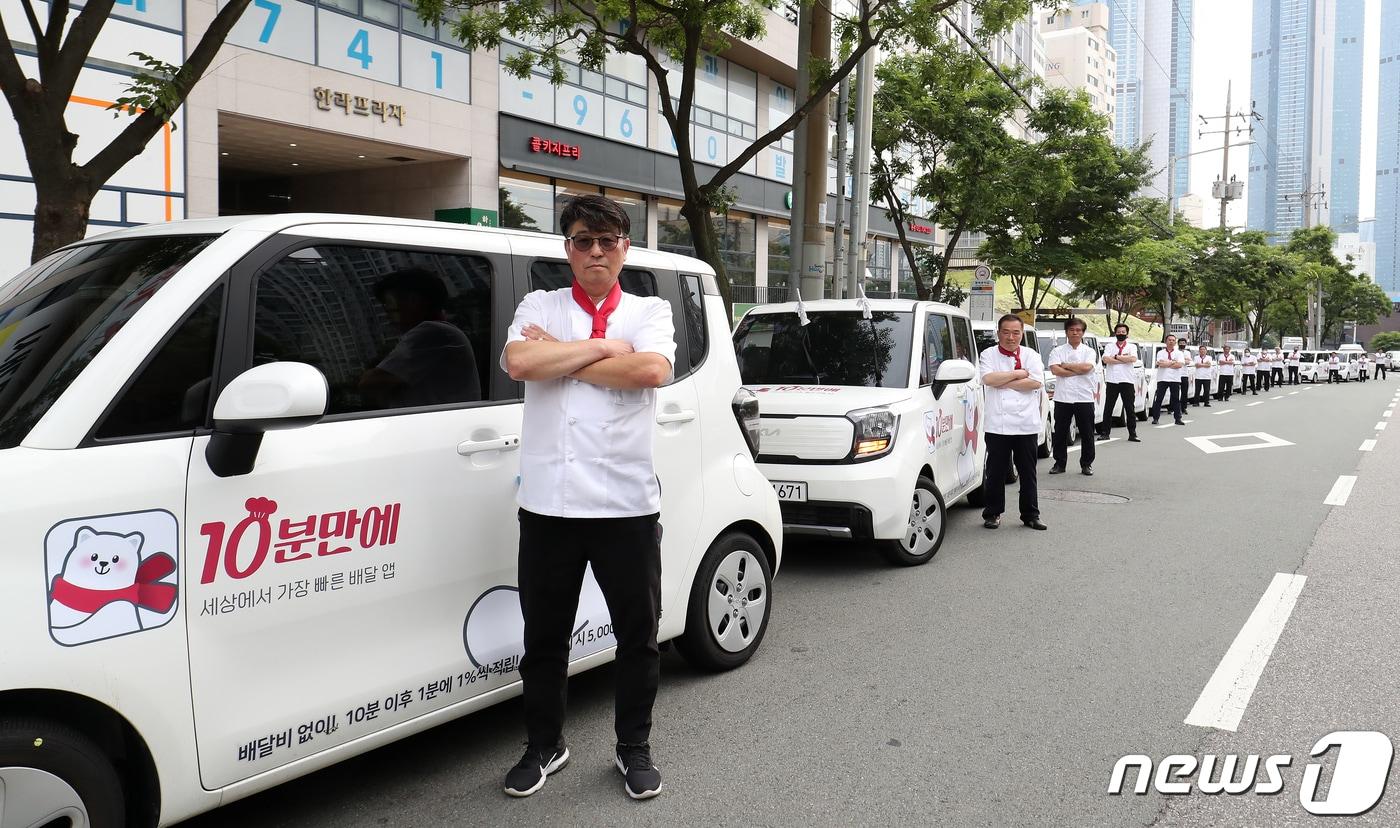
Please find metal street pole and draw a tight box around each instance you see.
[1219,81,1232,229]
[832,76,849,297]
[848,45,876,300]
[799,3,831,301]
[788,5,810,294]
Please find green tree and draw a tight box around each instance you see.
[0,0,256,262]
[1201,230,1308,347]
[1369,331,1400,352]
[978,89,1151,312]
[1285,226,1392,342]
[415,0,1041,312]
[869,40,1026,300]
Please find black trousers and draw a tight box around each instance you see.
[1099,381,1137,438]
[1288,366,1300,384]
[1259,370,1272,391]
[1053,401,1096,468]
[982,432,1038,521]
[1379,364,1388,379]
[1179,376,1191,403]
[1151,380,1182,422]
[1329,368,1341,383]
[1218,375,1234,399]
[1272,367,1284,385]
[518,508,662,748]
[1193,378,1212,406]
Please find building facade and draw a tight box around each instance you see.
[1078,0,1191,207]
[1377,0,1400,297]
[1041,3,1117,132]
[1247,0,1366,241]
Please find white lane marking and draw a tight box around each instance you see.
[1185,573,1307,732]
[1185,432,1295,454]
[1271,395,1284,400]
[1377,422,1389,431]
[1067,437,1117,454]
[1324,475,1358,506]
[1289,391,1299,395]
[1247,401,1265,407]
[1385,411,1393,418]
[1154,419,1194,429]
[1213,409,1235,415]
[1360,439,1377,452]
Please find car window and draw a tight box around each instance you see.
[733,311,913,389]
[923,313,953,384]
[253,246,495,416]
[678,274,707,377]
[95,285,225,440]
[1023,329,1039,354]
[0,235,217,450]
[950,316,974,362]
[973,327,996,354]
[529,261,658,296]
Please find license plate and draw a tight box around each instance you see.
[772,481,807,502]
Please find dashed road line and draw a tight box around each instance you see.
[1213,409,1235,415]
[1324,475,1358,506]
[1360,439,1377,452]
[1377,422,1389,431]
[1289,391,1299,395]
[1066,437,1116,453]
[1271,395,1284,400]
[1247,401,1264,407]
[1184,573,1307,732]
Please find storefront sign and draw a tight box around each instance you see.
[529,137,581,159]
[313,87,405,124]
[907,222,932,235]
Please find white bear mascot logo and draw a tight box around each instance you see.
[47,525,178,646]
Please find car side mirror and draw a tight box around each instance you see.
[931,358,976,399]
[206,362,329,478]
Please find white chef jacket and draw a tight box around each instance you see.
[1219,352,1237,375]
[1103,340,1137,384]
[1328,356,1341,369]
[1155,348,1184,383]
[1288,351,1301,366]
[501,287,678,518]
[978,345,1045,435]
[1047,342,1098,403]
[1242,354,1257,374]
[1193,354,1213,379]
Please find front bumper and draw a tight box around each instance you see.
[757,457,914,541]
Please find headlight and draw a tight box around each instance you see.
[847,406,899,460]
[732,387,760,458]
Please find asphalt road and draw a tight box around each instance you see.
[178,376,1400,827]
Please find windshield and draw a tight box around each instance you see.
[1300,352,1317,363]
[0,235,217,449]
[734,311,914,388]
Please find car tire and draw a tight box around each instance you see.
[0,717,125,828]
[675,531,773,672]
[878,475,946,567]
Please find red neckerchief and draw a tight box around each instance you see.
[50,553,177,614]
[997,346,1021,370]
[1116,340,1128,356]
[571,280,622,339]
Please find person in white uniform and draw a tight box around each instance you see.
[1150,335,1186,425]
[1270,348,1285,387]
[1287,348,1302,384]
[1328,352,1342,383]
[1191,345,1214,408]
[1097,322,1140,442]
[979,314,1047,530]
[500,194,675,800]
[1242,348,1258,395]
[1217,345,1236,401]
[1047,317,1099,475]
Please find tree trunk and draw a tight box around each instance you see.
[680,198,731,316]
[31,173,93,262]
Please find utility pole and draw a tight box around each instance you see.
[847,45,877,301]
[790,2,831,301]
[1198,81,1250,228]
[1286,175,1329,347]
[832,77,849,297]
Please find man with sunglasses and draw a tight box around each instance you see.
[500,194,676,801]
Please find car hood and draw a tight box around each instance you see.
[745,385,913,417]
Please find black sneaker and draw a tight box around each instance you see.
[615,743,662,800]
[504,743,569,797]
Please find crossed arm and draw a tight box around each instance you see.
[984,368,1043,392]
[1050,361,1095,377]
[503,324,670,390]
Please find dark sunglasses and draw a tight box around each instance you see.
[565,233,626,253]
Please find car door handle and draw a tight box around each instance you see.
[457,435,521,455]
[656,410,697,425]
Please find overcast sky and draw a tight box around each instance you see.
[1186,0,1379,228]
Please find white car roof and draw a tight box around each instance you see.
[744,298,967,316]
[65,214,717,278]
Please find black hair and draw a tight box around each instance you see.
[996,313,1023,331]
[374,267,449,312]
[1113,322,1130,334]
[559,193,631,236]
[1064,317,1087,333]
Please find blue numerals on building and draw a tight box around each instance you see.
[253,0,281,44]
[115,0,149,14]
[348,29,373,69]
[619,109,633,138]
[430,51,443,89]
[573,94,588,126]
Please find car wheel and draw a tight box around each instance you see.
[878,475,946,567]
[676,531,773,672]
[0,717,125,828]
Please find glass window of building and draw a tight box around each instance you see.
[499,173,554,233]
[657,200,694,257]
[361,0,398,26]
[716,213,757,293]
[605,189,648,247]
[553,181,602,233]
[767,219,792,301]
[868,239,892,298]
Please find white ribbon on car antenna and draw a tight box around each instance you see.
[795,290,810,326]
[857,269,873,320]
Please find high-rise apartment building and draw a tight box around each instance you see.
[1377,0,1400,296]
[1041,4,1117,132]
[1078,0,1192,206]
[1247,0,1365,240]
